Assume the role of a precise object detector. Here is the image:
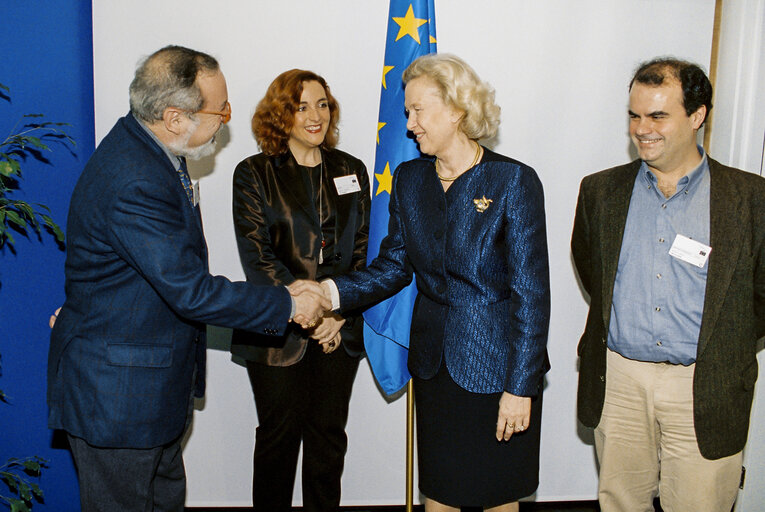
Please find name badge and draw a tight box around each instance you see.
[668,234,711,268]
[193,181,200,207]
[333,175,361,195]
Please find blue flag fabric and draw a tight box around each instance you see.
[362,0,437,395]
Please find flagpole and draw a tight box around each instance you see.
[406,380,415,512]
[364,3,436,509]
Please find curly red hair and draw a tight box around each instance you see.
[252,69,340,156]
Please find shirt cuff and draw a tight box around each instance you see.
[321,279,341,311]
[286,287,296,319]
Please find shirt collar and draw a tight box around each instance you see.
[640,145,709,196]
[134,115,184,170]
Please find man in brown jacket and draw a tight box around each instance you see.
[572,57,765,511]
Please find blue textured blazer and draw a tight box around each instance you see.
[47,113,292,449]
[334,148,550,396]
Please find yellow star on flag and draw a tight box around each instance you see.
[429,34,437,44]
[393,4,428,44]
[381,65,395,89]
[375,162,393,196]
[376,122,386,145]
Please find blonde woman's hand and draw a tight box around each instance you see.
[495,392,531,441]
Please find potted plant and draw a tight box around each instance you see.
[0,82,73,512]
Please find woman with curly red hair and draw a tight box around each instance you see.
[229,69,370,511]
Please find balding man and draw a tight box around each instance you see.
[48,45,328,511]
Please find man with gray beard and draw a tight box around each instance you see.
[48,45,329,511]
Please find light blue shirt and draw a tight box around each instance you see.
[608,148,710,365]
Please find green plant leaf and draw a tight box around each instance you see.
[39,214,64,242]
[0,161,14,177]
[18,482,31,501]
[0,158,20,176]
[21,136,49,152]
[0,84,72,250]
[10,503,26,512]
[52,224,64,242]
[13,201,34,218]
[20,461,40,474]
[0,471,19,491]
[5,210,26,228]
[29,482,43,499]
[10,498,31,512]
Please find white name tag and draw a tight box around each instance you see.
[192,181,200,207]
[333,175,361,195]
[668,233,711,268]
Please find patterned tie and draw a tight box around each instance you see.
[176,156,194,205]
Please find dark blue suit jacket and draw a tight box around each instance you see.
[48,113,292,449]
[335,149,550,396]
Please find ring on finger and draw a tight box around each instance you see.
[506,423,514,430]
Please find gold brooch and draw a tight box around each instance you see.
[473,196,493,213]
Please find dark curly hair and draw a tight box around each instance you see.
[629,58,713,126]
[251,69,340,156]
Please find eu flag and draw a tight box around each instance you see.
[362,0,437,395]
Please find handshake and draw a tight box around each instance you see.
[287,280,343,353]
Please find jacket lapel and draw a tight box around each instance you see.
[124,113,206,238]
[601,161,640,328]
[697,159,742,356]
[322,148,352,246]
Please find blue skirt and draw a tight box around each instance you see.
[413,360,543,507]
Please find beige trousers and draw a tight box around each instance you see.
[595,349,742,512]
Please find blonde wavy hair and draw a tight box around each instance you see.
[402,53,500,140]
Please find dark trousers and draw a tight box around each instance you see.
[247,341,360,512]
[67,433,186,512]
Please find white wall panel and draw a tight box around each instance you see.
[92,0,715,505]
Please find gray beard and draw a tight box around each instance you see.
[167,122,218,160]
[176,136,217,160]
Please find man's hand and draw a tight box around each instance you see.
[49,307,61,328]
[287,280,331,329]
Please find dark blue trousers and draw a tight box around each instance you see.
[67,433,186,512]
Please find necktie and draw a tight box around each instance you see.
[176,157,194,205]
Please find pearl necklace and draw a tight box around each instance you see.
[436,141,481,182]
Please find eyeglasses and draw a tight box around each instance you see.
[180,101,231,124]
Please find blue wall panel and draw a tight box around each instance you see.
[0,2,94,510]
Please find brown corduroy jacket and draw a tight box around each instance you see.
[571,157,765,459]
